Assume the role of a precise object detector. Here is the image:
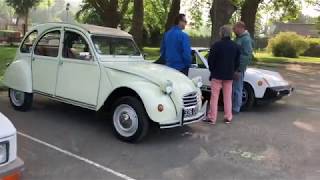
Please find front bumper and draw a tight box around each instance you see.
[0,158,24,179]
[160,101,207,128]
[257,85,294,103]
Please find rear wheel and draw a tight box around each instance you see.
[111,97,149,143]
[9,88,33,111]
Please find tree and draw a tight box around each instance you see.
[210,0,237,43]
[77,0,131,28]
[165,0,181,31]
[5,0,42,33]
[131,0,144,46]
[240,0,262,38]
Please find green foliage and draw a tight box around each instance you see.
[267,32,309,58]
[5,0,41,16]
[187,0,211,30]
[0,47,17,88]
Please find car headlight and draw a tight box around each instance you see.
[0,142,8,164]
[162,80,173,94]
[192,76,203,88]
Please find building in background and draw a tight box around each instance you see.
[272,22,319,38]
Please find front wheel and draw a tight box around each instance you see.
[111,97,149,143]
[9,88,33,111]
[241,83,255,111]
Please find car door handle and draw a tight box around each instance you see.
[59,61,63,66]
[32,57,35,61]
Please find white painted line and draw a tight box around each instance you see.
[17,131,136,180]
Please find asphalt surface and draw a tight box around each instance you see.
[1,63,320,180]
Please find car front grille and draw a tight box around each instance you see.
[183,92,198,107]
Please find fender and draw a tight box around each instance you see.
[3,59,32,93]
[97,70,177,124]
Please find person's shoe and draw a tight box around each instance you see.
[209,120,216,125]
[224,119,232,124]
[232,111,240,115]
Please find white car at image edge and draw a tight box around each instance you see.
[189,48,294,110]
[0,113,24,180]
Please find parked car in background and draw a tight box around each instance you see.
[189,48,294,110]
[3,23,206,142]
[0,113,24,180]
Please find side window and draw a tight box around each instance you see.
[34,30,61,57]
[63,31,92,61]
[196,52,206,68]
[20,31,38,53]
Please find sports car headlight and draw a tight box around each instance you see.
[162,80,173,94]
[0,142,8,164]
[192,76,203,88]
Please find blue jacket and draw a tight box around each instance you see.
[160,26,192,70]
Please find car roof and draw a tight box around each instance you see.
[30,22,132,38]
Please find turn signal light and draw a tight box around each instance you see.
[157,104,164,112]
[2,171,21,180]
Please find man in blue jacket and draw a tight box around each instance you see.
[160,14,192,75]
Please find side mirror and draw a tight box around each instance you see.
[79,52,92,61]
[190,64,199,68]
[143,53,148,59]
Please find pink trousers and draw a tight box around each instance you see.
[208,79,233,122]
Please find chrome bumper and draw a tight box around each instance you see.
[160,101,207,129]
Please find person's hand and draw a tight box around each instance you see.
[233,71,241,80]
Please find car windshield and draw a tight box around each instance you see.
[92,36,141,56]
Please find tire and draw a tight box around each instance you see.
[111,96,149,143]
[8,88,33,111]
[241,83,255,111]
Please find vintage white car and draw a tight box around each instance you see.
[189,48,294,110]
[0,113,24,180]
[4,23,206,142]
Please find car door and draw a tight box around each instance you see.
[32,29,62,95]
[55,29,100,108]
[188,50,210,90]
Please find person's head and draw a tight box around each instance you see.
[233,21,246,36]
[174,14,187,30]
[219,25,232,39]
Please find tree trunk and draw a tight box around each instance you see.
[131,0,144,47]
[23,10,29,35]
[240,0,262,38]
[210,0,237,43]
[165,0,181,31]
[104,0,120,28]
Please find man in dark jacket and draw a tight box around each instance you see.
[160,14,192,75]
[207,25,240,124]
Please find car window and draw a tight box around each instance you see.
[20,31,38,53]
[63,31,92,61]
[92,36,140,56]
[194,51,206,68]
[34,30,61,57]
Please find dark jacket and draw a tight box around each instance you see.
[160,26,192,71]
[208,37,240,80]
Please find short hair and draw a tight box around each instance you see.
[235,21,246,29]
[220,25,232,38]
[174,14,186,25]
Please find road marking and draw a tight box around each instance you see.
[17,131,136,180]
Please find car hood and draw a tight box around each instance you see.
[0,113,16,138]
[247,68,289,87]
[101,61,198,95]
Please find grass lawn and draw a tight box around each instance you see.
[255,52,320,64]
[0,47,17,88]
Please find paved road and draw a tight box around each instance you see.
[1,64,320,180]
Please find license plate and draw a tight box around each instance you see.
[184,107,198,118]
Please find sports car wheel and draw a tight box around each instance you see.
[9,88,33,111]
[241,83,255,111]
[111,97,149,143]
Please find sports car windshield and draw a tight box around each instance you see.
[92,36,141,56]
